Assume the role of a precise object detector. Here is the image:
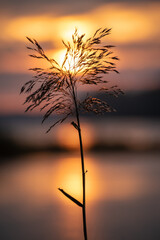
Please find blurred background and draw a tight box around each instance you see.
[0,0,160,240]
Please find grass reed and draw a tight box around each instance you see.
[21,27,123,240]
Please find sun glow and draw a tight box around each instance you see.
[55,156,97,202]
[1,2,159,75]
[53,49,82,73]
[5,16,57,41]
[58,18,93,42]
[57,123,94,150]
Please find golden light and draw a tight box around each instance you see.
[4,15,92,44]
[5,16,58,41]
[107,10,153,43]
[2,3,159,45]
[53,49,73,71]
[55,156,98,203]
[53,49,65,67]
[58,17,93,42]
[54,155,147,204]
[53,48,82,72]
[61,173,82,199]
[57,122,94,150]
[1,2,160,74]
[87,3,160,43]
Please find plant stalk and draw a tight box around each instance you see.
[70,77,88,240]
[77,108,88,240]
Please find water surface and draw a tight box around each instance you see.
[0,152,160,240]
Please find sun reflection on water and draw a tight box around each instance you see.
[54,156,97,203]
[0,153,157,208]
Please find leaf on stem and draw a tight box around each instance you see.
[58,188,83,207]
[26,36,34,44]
[71,121,79,131]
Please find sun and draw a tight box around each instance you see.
[58,18,92,42]
[50,23,93,73]
[54,49,75,71]
[52,48,82,74]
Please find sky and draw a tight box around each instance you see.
[0,0,160,114]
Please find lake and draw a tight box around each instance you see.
[0,152,160,240]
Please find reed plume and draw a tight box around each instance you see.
[21,27,123,240]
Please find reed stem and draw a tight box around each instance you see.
[76,103,88,240]
[70,77,88,240]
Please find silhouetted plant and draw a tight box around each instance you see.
[21,28,123,240]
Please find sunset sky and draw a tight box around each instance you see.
[0,0,160,113]
[0,4,160,239]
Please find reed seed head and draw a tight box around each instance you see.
[21,28,122,132]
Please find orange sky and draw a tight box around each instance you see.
[1,3,160,73]
[0,1,160,113]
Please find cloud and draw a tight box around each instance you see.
[0,0,106,17]
[1,0,159,17]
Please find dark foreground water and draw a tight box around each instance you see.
[0,152,160,240]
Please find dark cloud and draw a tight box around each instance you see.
[1,0,100,17]
[1,0,159,17]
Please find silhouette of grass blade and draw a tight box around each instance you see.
[58,188,83,207]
